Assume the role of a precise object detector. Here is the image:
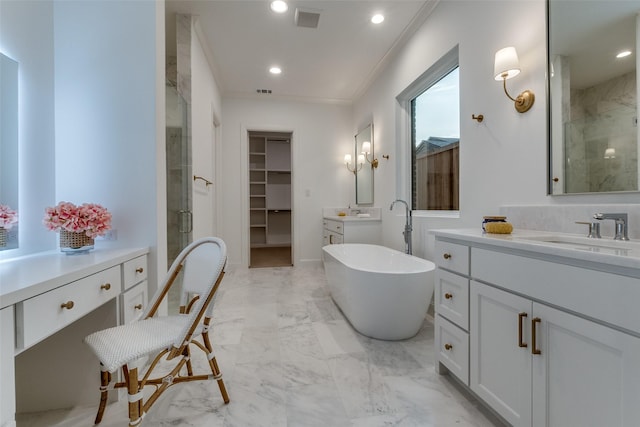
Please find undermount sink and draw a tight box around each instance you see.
[514,234,640,256]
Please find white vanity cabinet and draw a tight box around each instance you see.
[433,240,470,384]
[0,247,149,427]
[432,231,640,427]
[322,217,381,246]
[471,280,640,427]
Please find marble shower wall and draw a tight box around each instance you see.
[565,71,637,193]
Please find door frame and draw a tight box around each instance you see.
[240,124,296,268]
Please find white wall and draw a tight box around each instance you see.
[0,0,167,294]
[52,0,165,293]
[191,20,222,240]
[221,97,353,267]
[0,0,56,259]
[354,0,552,259]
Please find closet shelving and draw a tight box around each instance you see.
[249,134,291,249]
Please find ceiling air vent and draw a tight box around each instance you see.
[295,8,320,29]
[256,89,272,94]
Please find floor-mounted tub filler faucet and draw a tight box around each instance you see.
[593,212,629,241]
[390,199,413,255]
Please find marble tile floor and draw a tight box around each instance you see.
[18,266,504,427]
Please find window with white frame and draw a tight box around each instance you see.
[397,47,460,212]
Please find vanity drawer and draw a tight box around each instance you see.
[16,266,121,350]
[435,315,469,385]
[121,280,147,324]
[123,255,147,290]
[435,240,469,275]
[323,219,343,235]
[435,269,469,330]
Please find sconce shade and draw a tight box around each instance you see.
[604,148,616,159]
[344,154,352,164]
[357,154,365,164]
[494,46,521,80]
[362,141,371,154]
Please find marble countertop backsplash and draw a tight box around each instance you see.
[500,204,640,240]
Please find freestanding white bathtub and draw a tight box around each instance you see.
[322,243,435,340]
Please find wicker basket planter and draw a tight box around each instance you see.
[0,227,6,247]
[60,230,94,253]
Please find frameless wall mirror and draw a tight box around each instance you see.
[548,0,639,195]
[355,124,374,205]
[0,53,19,250]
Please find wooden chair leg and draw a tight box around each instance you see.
[94,365,111,424]
[185,346,194,377]
[125,366,143,427]
[203,333,229,404]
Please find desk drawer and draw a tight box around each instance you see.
[123,255,147,290]
[16,266,120,350]
[121,281,148,324]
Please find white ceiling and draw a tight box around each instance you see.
[165,0,434,102]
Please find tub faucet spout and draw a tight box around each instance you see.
[390,199,413,254]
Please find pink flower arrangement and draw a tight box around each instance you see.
[43,201,112,238]
[0,204,18,230]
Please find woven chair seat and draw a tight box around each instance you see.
[85,315,197,373]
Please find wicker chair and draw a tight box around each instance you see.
[84,237,230,426]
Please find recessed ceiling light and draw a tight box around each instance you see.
[616,50,632,59]
[270,1,288,13]
[269,66,282,75]
[371,14,384,24]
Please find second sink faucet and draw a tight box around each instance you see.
[593,212,629,241]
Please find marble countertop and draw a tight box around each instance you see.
[324,215,381,222]
[0,247,149,309]
[431,228,640,271]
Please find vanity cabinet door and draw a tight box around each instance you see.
[532,303,640,427]
[470,281,532,427]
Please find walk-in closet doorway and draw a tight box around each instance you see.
[248,131,293,268]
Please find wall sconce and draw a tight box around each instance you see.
[494,46,535,113]
[344,153,364,174]
[604,148,616,159]
[361,141,378,168]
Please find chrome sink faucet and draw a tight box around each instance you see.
[593,213,629,241]
[390,199,412,255]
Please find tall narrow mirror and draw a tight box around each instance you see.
[355,124,374,205]
[548,0,639,194]
[1,53,19,250]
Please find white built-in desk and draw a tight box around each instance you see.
[0,247,149,427]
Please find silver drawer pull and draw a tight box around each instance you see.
[134,304,143,310]
[135,267,144,274]
[100,283,111,291]
[61,301,75,310]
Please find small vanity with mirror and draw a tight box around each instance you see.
[548,0,639,195]
[329,124,381,246]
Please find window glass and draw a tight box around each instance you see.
[411,66,459,210]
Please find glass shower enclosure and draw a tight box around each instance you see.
[166,81,192,312]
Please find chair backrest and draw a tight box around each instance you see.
[143,237,227,350]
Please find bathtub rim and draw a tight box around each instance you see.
[322,243,435,275]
